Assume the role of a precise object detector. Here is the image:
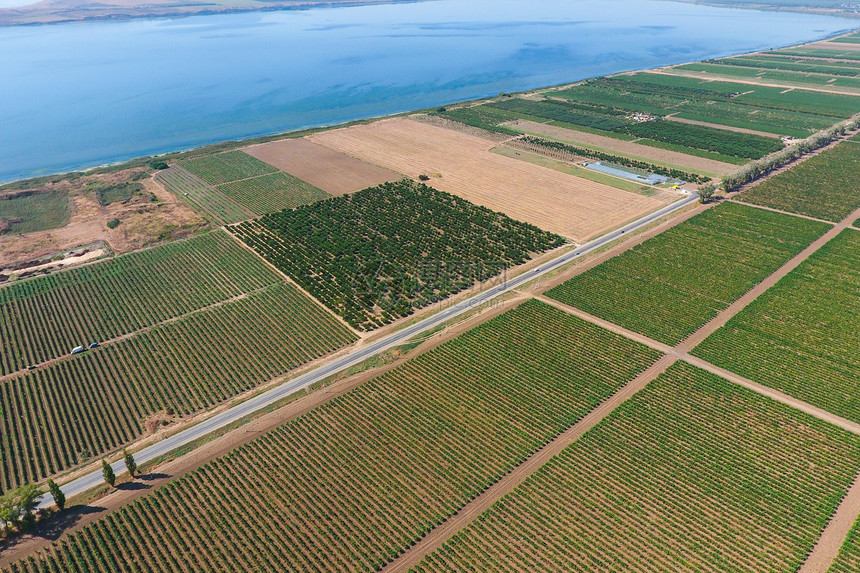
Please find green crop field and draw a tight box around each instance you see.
[715,55,860,77]
[489,97,782,158]
[175,151,329,218]
[155,167,251,224]
[829,517,860,572]
[231,180,565,331]
[677,62,860,90]
[179,150,277,185]
[741,136,860,221]
[0,282,357,492]
[435,105,522,134]
[546,202,829,345]
[0,230,281,376]
[614,73,860,118]
[216,171,329,214]
[413,362,860,573]
[0,190,69,235]
[554,75,848,137]
[0,300,661,572]
[772,48,860,62]
[833,31,860,44]
[694,230,860,424]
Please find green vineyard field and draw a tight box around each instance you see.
[231,180,565,330]
[155,167,250,224]
[490,96,782,158]
[1,300,661,572]
[694,230,860,424]
[555,75,845,137]
[0,231,281,377]
[176,150,329,217]
[741,136,860,222]
[179,151,276,186]
[618,73,860,118]
[677,62,860,90]
[713,55,860,77]
[216,171,329,215]
[413,362,860,573]
[0,281,357,492]
[546,202,828,345]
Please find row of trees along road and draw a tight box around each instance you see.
[0,449,137,537]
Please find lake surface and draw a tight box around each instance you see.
[0,0,856,182]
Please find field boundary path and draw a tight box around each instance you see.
[800,474,860,573]
[34,192,700,510]
[382,203,860,572]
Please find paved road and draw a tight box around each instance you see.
[39,191,699,509]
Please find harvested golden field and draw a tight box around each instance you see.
[309,118,668,242]
[243,137,400,196]
[510,119,738,175]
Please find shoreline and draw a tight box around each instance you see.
[1,23,857,190]
[0,0,423,27]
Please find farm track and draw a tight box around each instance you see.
[800,476,860,573]
[383,203,860,572]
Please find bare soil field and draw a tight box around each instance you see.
[309,118,668,242]
[510,119,737,175]
[243,138,400,196]
[0,170,206,267]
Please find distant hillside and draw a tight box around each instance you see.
[674,0,860,16]
[0,0,416,26]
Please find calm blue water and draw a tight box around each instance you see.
[0,0,856,182]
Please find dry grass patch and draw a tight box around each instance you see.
[309,118,669,242]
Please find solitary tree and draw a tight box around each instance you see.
[698,183,716,204]
[47,479,65,512]
[102,460,116,487]
[123,449,137,478]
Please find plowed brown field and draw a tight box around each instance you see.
[243,138,400,196]
[309,118,668,242]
